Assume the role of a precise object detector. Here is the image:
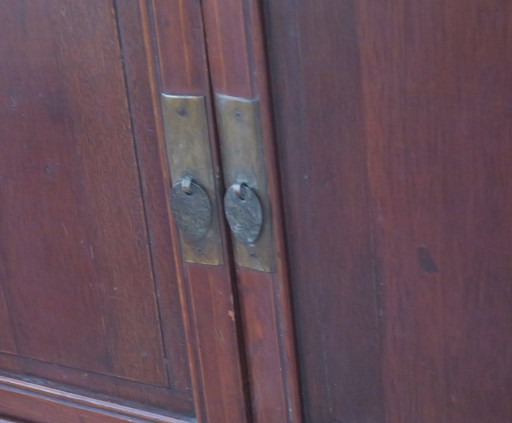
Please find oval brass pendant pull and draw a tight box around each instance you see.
[224,183,263,245]
[170,177,212,241]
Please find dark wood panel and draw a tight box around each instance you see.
[262,1,385,422]
[0,0,193,415]
[357,2,512,422]
[0,0,165,384]
[264,0,512,422]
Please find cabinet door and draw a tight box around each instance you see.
[0,1,250,422]
[264,1,512,422]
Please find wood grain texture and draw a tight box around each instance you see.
[201,0,252,98]
[201,1,302,423]
[264,0,512,422]
[150,1,251,422]
[262,2,385,422]
[151,0,210,95]
[358,2,512,422]
[0,0,193,416]
[114,0,192,395]
[236,270,289,423]
[0,0,164,383]
[183,265,248,423]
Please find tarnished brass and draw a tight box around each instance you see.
[161,94,223,265]
[170,177,212,241]
[224,183,263,244]
[215,95,276,272]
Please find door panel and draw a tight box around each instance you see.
[0,0,196,418]
[264,0,512,422]
[1,0,166,383]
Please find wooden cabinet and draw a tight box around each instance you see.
[2,1,512,423]
[0,2,297,423]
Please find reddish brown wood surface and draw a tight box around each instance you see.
[183,265,248,423]
[151,0,210,95]
[359,2,512,422]
[0,0,194,418]
[235,271,295,423]
[201,0,252,98]
[0,0,164,384]
[115,0,192,395]
[264,0,512,422]
[201,1,302,423]
[263,3,384,422]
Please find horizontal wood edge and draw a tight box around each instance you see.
[0,375,195,423]
[0,418,30,423]
[0,417,27,423]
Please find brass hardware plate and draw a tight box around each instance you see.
[216,95,275,272]
[161,94,223,265]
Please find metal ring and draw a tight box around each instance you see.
[181,176,193,195]
[232,183,248,200]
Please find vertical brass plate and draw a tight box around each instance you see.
[215,95,276,272]
[161,94,223,265]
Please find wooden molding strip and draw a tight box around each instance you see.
[0,375,194,423]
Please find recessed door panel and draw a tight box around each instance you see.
[0,0,193,417]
